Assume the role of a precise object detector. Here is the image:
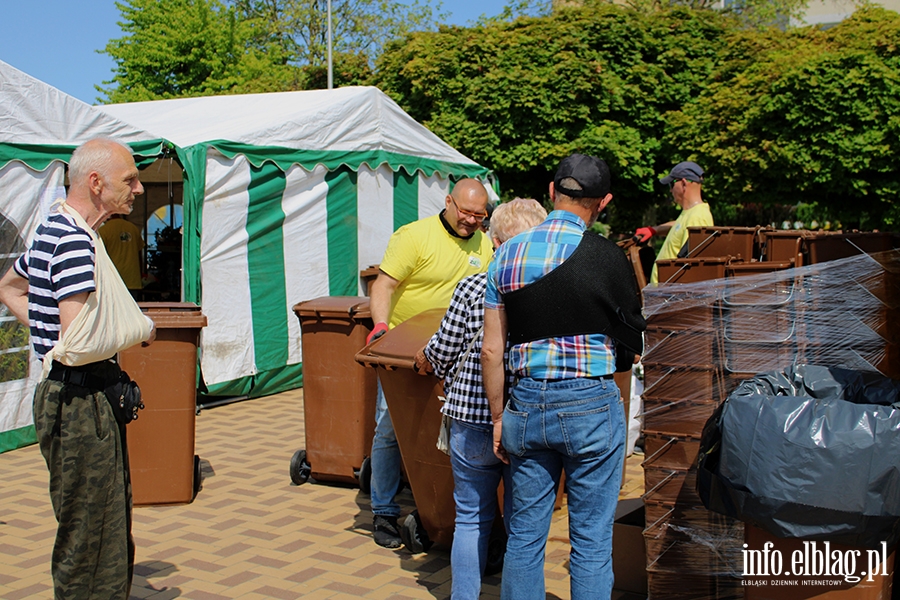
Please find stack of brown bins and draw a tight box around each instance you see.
[641,226,900,600]
[642,227,751,600]
[759,229,899,379]
[808,232,900,380]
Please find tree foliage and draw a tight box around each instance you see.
[101,0,900,230]
[233,0,446,67]
[669,7,900,229]
[101,0,443,102]
[376,2,733,230]
[101,0,301,102]
[377,2,900,232]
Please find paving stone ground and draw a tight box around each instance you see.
[0,388,644,599]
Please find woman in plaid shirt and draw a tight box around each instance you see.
[416,198,547,600]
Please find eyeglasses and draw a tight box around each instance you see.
[449,196,488,221]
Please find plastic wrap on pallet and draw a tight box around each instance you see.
[643,496,745,598]
[644,509,744,576]
[638,249,900,599]
[643,249,900,389]
[646,568,743,600]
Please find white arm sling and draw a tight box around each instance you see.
[41,203,152,380]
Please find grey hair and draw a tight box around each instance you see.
[68,138,134,185]
[490,198,548,243]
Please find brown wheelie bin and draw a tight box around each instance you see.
[354,307,456,550]
[291,297,376,488]
[118,302,207,506]
[355,308,567,568]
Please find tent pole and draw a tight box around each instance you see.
[327,0,333,90]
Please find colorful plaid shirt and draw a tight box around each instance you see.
[485,210,616,379]
[423,272,514,424]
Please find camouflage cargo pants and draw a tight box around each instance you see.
[33,377,134,600]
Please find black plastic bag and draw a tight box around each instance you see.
[698,364,900,548]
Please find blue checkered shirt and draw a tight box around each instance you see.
[423,272,514,424]
[485,210,616,379]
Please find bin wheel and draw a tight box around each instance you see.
[192,454,202,500]
[290,449,311,485]
[484,522,507,576]
[399,510,432,554]
[358,456,372,494]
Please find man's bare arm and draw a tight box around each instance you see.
[0,267,29,325]
[59,292,89,337]
[482,306,509,464]
[368,271,400,326]
[653,221,675,237]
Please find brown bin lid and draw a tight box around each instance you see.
[360,265,380,278]
[656,257,731,266]
[726,261,794,276]
[687,226,758,234]
[138,302,201,311]
[138,302,207,328]
[355,308,445,370]
[656,256,731,285]
[293,296,371,320]
[761,229,814,238]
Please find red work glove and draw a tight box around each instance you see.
[366,322,388,345]
[634,227,656,243]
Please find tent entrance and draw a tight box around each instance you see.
[94,157,185,301]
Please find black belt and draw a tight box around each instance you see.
[47,359,121,391]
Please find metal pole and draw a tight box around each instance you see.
[327,0,333,89]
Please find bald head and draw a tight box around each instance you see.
[451,178,489,205]
[445,178,489,238]
[65,137,144,230]
[69,138,134,187]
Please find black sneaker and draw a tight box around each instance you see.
[373,515,401,548]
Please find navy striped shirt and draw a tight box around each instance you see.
[14,213,96,359]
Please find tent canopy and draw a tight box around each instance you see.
[0,62,497,440]
[0,60,167,172]
[100,86,486,178]
[98,86,495,400]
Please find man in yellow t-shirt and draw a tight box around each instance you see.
[99,215,144,294]
[365,178,493,548]
[634,161,714,284]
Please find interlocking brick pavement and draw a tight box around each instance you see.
[0,388,644,599]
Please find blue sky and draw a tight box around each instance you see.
[0,1,511,105]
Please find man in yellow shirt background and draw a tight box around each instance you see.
[365,178,493,548]
[634,161,714,284]
[99,215,144,296]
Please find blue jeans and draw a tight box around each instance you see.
[500,377,625,600]
[449,418,511,600]
[371,379,402,517]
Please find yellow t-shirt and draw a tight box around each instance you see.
[99,218,144,290]
[380,213,492,328]
[650,202,714,284]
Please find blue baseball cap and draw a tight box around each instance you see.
[660,161,704,185]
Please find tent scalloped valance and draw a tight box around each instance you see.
[204,140,493,181]
[0,140,175,172]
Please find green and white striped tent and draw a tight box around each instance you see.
[0,60,170,452]
[100,87,496,399]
